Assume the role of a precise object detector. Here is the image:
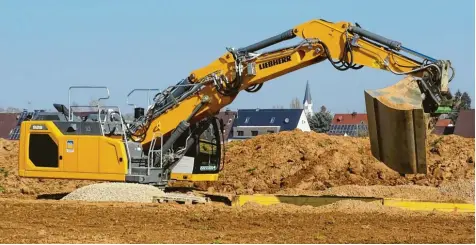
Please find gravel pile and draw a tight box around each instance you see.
[61,183,165,203]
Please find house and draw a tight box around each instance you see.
[229,108,311,140]
[328,112,368,136]
[0,113,20,139]
[453,109,475,138]
[432,118,455,135]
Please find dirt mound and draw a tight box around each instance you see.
[0,138,97,198]
[1,130,474,199]
[195,130,475,195]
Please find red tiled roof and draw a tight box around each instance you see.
[454,109,475,138]
[435,119,453,127]
[332,113,368,125]
[0,113,20,139]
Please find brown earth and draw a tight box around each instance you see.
[195,131,475,196]
[0,198,473,244]
[1,132,475,201]
[0,133,474,244]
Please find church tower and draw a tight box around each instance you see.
[303,80,313,115]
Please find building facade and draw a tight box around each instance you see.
[432,119,455,135]
[229,109,311,141]
[453,109,475,138]
[328,112,368,136]
[0,113,20,139]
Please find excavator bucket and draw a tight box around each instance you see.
[365,76,428,174]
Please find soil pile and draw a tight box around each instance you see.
[0,138,96,198]
[1,130,474,199]
[196,130,475,195]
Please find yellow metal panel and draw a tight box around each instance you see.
[383,199,475,213]
[19,121,128,181]
[21,121,65,173]
[98,137,128,175]
[22,170,125,182]
[18,123,27,175]
[77,137,99,173]
[62,136,78,172]
[232,195,383,207]
[170,173,219,181]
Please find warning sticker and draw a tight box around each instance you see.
[66,140,74,153]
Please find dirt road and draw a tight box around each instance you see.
[0,198,473,244]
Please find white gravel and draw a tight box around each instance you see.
[61,182,165,203]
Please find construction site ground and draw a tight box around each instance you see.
[1,131,475,243]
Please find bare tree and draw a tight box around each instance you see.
[88,99,101,107]
[289,97,302,109]
[6,107,22,113]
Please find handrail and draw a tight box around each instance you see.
[126,88,161,108]
[68,86,110,121]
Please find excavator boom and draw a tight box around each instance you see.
[130,19,453,174]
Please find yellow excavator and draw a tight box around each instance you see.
[18,19,454,189]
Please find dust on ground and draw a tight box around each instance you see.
[0,198,473,244]
[194,131,474,197]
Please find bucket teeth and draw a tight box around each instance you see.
[365,76,428,174]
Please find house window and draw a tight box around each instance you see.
[267,130,274,134]
[244,117,250,124]
[237,131,244,136]
[251,131,258,136]
[270,117,275,123]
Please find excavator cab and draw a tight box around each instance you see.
[168,117,222,181]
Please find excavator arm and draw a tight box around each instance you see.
[126,19,453,176]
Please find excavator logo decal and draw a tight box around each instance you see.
[259,55,291,70]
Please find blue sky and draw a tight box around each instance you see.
[0,0,474,113]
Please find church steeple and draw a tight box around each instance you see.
[303,80,313,115]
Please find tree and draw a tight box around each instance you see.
[308,105,333,133]
[460,92,472,110]
[449,90,472,122]
[289,97,302,109]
